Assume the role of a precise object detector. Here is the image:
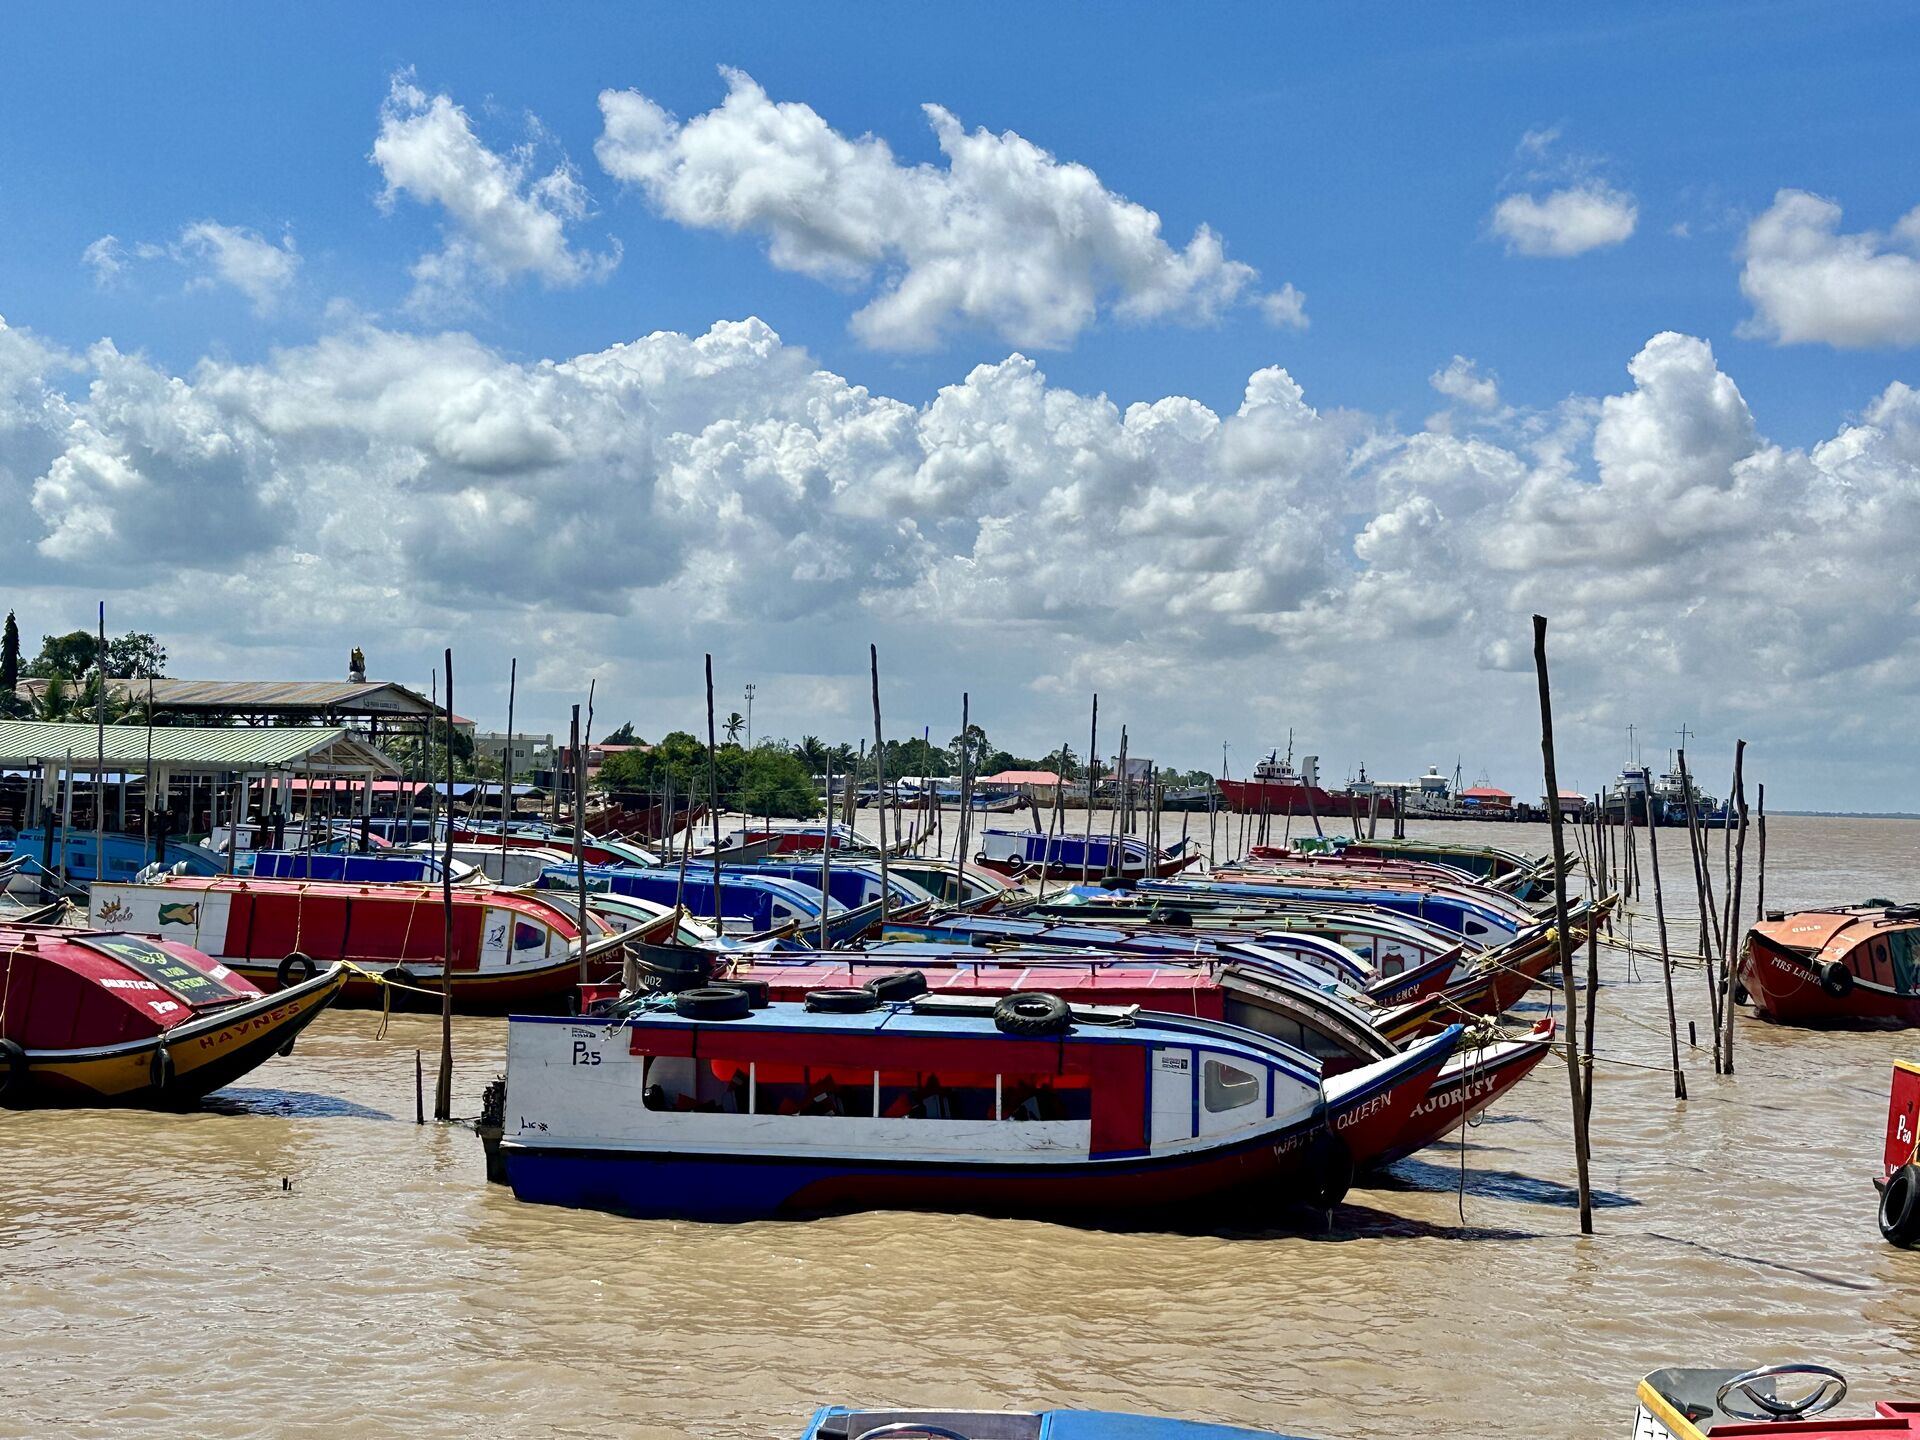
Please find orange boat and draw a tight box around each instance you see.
[0,924,344,1107]
[1741,905,1920,1027]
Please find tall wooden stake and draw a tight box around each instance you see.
[953,692,972,901]
[93,602,106,887]
[1677,748,1722,1071]
[1532,615,1593,1234]
[819,753,833,947]
[434,648,456,1122]
[1083,694,1098,884]
[1755,783,1768,922]
[704,656,722,934]
[571,705,589,984]
[1644,787,1686,1099]
[1721,741,1748,1075]
[500,656,517,877]
[870,644,891,922]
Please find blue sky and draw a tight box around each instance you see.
[2,4,1918,804]
[6,3,1911,435]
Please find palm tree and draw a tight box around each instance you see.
[796,734,828,775]
[723,712,745,744]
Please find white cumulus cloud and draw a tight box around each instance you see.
[78,223,300,314]
[1739,188,1920,348]
[595,68,1301,350]
[1429,355,1501,410]
[7,308,1920,806]
[372,72,620,312]
[1490,183,1638,258]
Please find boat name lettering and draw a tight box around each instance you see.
[1334,1088,1393,1129]
[98,978,161,992]
[571,1041,603,1067]
[96,900,132,924]
[148,1000,180,1016]
[1409,1075,1497,1118]
[519,1117,549,1132]
[196,1002,300,1049]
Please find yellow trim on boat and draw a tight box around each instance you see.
[1635,1379,1707,1440]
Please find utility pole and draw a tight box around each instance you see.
[744,682,756,752]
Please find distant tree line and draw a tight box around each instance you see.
[0,611,168,721]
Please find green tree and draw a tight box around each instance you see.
[0,612,20,717]
[948,723,992,775]
[723,711,745,744]
[1,612,18,693]
[602,721,639,745]
[105,631,166,678]
[24,630,97,680]
[739,745,822,819]
[793,734,828,775]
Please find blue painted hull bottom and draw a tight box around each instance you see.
[500,1118,1344,1222]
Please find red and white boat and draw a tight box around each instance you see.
[1634,1363,1919,1438]
[491,987,1461,1221]
[87,877,637,1013]
[593,954,1553,1174]
[1740,905,1920,1027]
[0,923,344,1107]
[1218,749,1391,819]
[1878,1060,1920,1246]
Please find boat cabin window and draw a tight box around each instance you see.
[1203,1058,1260,1113]
[632,1056,1092,1122]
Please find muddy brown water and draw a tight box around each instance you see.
[4,814,1919,1438]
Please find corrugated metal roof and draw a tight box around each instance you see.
[14,678,437,716]
[0,720,400,774]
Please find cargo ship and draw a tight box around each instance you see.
[1217,743,1395,819]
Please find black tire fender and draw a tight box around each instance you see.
[1882,1163,1920,1247]
[1820,961,1855,999]
[672,986,753,1021]
[0,1038,26,1100]
[804,986,879,1014]
[383,966,420,990]
[277,952,318,988]
[993,992,1072,1036]
[870,970,928,1001]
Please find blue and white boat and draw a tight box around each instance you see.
[800,1407,1318,1439]
[976,830,1199,882]
[490,988,1460,1221]
[536,863,896,942]
[3,828,224,890]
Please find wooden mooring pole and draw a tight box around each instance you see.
[1677,748,1723,1072]
[433,648,456,1123]
[1531,614,1593,1235]
[869,644,890,923]
[1643,787,1686,1099]
[1721,741,1748,1076]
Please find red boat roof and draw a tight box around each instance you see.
[0,928,262,1049]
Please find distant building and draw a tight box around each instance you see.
[983,768,1062,803]
[474,730,556,777]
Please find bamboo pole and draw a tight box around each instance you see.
[1677,748,1722,1071]
[93,602,106,887]
[434,648,456,1122]
[1531,614,1593,1234]
[704,657,722,934]
[500,657,517,879]
[1083,695,1098,884]
[869,644,890,923]
[1721,742,1748,1075]
[819,753,833,947]
[953,692,971,902]
[1644,786,1686,1099]
[1755,783,1768,921]
[571,705,589,984]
